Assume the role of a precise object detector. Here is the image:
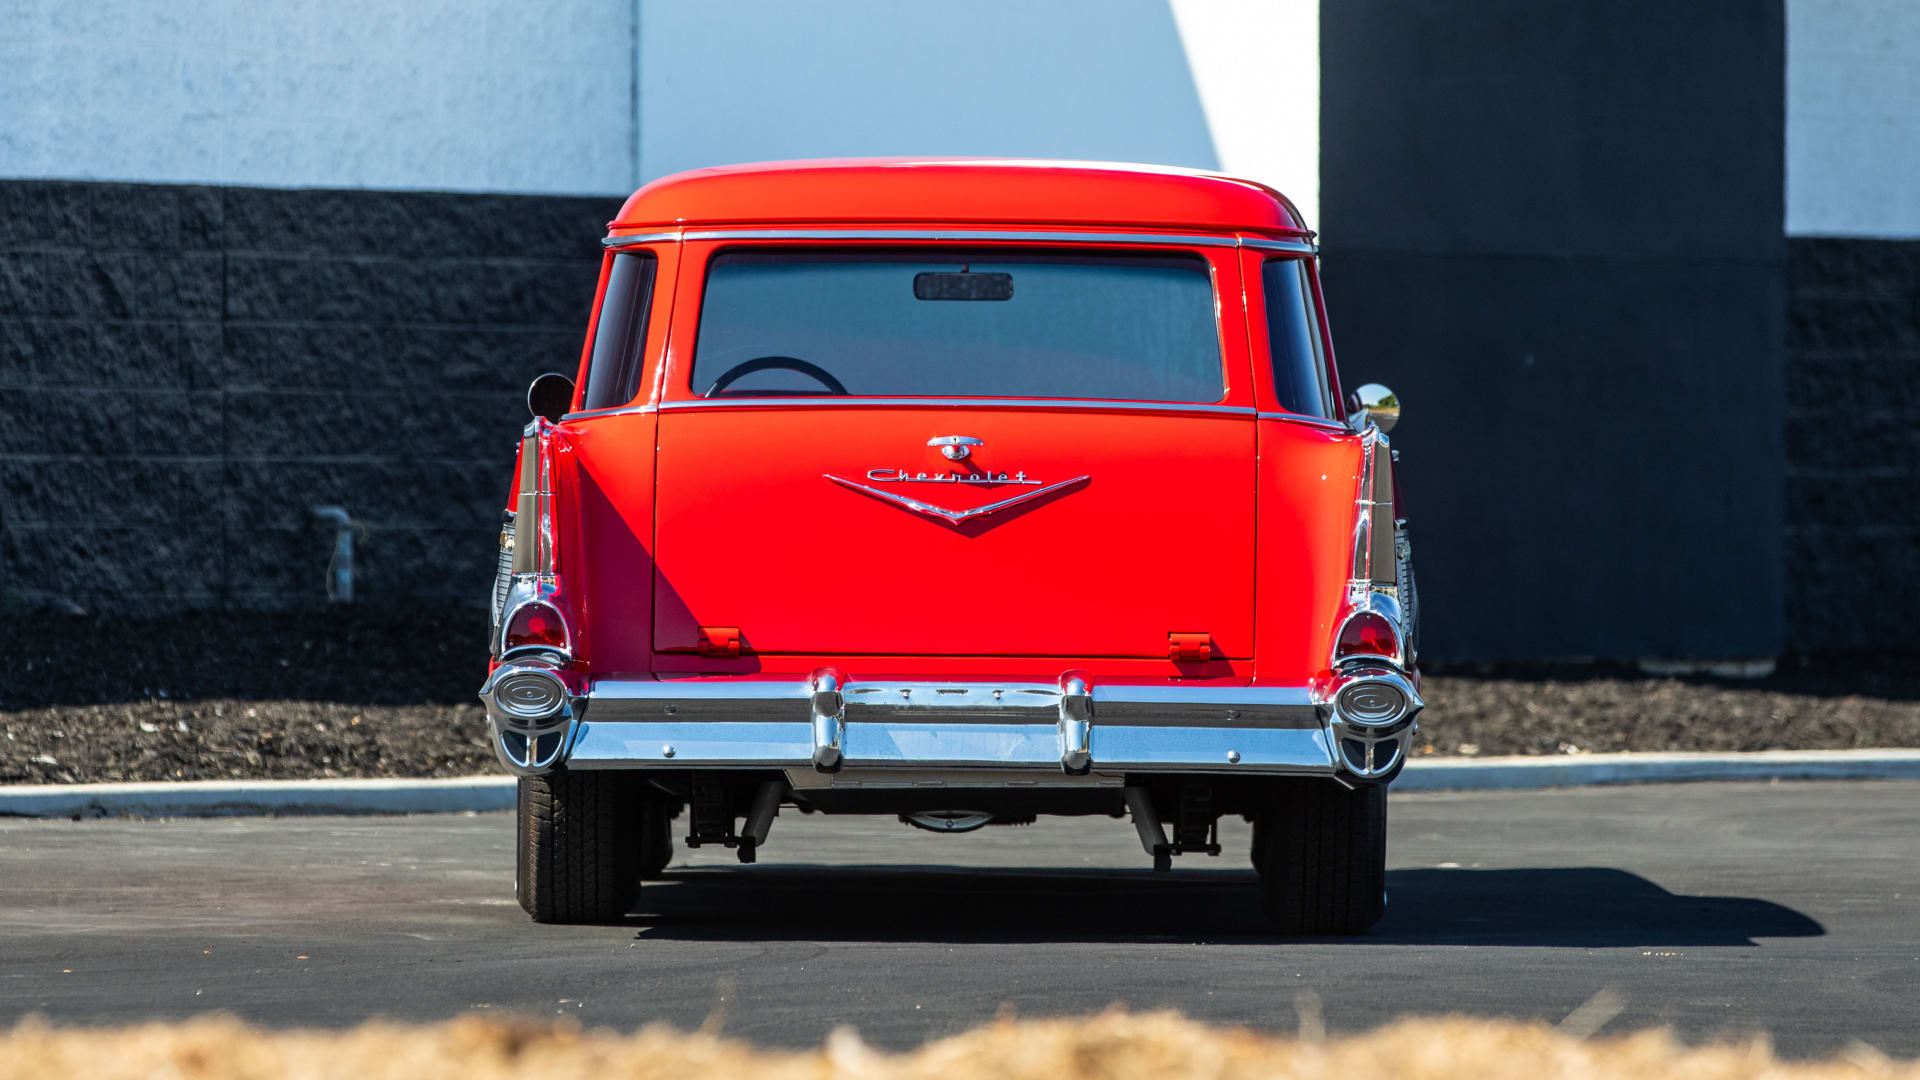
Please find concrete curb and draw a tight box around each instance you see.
[1392,748,1920,792]
[0,776,516,819]
[3,750,1918,818]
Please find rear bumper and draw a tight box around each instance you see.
[480,667,1421,786]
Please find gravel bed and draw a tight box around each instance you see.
[3,610,1916,785]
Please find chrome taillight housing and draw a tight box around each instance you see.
[493,418,578,662]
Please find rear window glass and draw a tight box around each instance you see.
[690,250,1224,402]
[581,252,658,410]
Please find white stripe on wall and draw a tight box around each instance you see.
[1787,0,1920,238]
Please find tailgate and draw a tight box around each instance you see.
[652,405,1255,659]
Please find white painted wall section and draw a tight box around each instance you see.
[1169,0,1318,231]
[0,0,1319,214]
[0,0,637,194]
[639,1,1221,185]
[1787,0,1920,238]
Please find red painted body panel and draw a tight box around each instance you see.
[506,159,1386,692]
[560,414,659,674]
[1250,421,1365,680]
[652,404,1257,661]
[611,158,1311,237]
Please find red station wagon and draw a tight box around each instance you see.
[481,159,1420,932]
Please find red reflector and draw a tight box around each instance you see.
[1336,612,1399,661]
[505,601,567,650]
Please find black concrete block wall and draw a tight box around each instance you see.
[1786,238,1920,651]
[0,181,615,611]
[1320,0,1787,659]
[3,184,1904,654]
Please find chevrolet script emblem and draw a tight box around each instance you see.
[824,438,1089,525]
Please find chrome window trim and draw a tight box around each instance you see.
[603,227,1318,254]
[589,228,1318,417]
[656,397,1257,416]
[601,231,680,248]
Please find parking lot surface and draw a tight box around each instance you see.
[1,780,1914,1057]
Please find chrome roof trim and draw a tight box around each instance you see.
[603,228,1319,254]
[682,227,1243,248]
[657,397,1257,416]
[601,231,681,248]
[1241,237,1319,255]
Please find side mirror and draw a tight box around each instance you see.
[527,372,575,423]
[1347,383,1400,433]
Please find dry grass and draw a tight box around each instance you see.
[3,1010,1915,1080]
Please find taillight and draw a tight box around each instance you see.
[492,418,582,661]
[505,600,568,652]
[1335,611,1399,662]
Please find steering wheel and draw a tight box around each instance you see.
[703,355,849,398]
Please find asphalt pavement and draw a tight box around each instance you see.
[1,780,1915,1058]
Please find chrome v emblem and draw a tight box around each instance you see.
[824,473,1090,525]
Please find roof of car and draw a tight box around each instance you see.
[608,158,1311,237]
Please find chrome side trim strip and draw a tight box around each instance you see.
[560,404,658,421]
[1257,411,1351,431]
[601,231,680,248]
[656,397,1256,416]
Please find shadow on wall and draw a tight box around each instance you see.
[1318,0,1786,661]
[638,0,1220,179]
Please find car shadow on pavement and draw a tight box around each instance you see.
[627,865,1823,947]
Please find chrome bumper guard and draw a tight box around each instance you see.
[481,665,1421,785]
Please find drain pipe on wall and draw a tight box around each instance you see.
[310,506,364,603]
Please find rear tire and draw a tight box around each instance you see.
[1251,779,1387,934]
[516,773,641,924]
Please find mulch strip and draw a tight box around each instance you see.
[3,610,1915,785]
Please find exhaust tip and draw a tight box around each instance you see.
[484,665,570,725]
[1335,679,1411,726]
